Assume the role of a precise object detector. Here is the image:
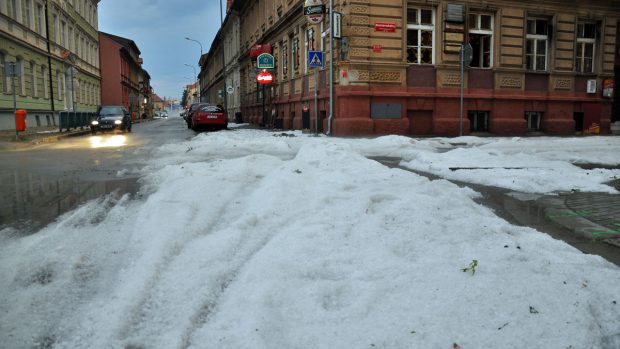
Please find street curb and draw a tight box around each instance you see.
[0,129,91,150]
[30,129,91,145]
[538,196,620,242]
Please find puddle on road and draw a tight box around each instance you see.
[0,171,140,235]
[370,156,620,267]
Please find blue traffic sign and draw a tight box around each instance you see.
[307,51,323,68]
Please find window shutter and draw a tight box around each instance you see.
[447,4,464,23]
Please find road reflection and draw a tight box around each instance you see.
[0,170,139,235]
[89,135,128,148]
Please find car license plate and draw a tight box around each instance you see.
[207,115,217,119]
[101,125,112,128]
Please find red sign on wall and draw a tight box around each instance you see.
[373,45,382,53]
[374,22,396,32]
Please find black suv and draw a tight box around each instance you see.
[91,106,132,134]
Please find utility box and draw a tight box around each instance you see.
[15,109,27,132]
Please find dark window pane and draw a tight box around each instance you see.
[481,15,492,30]
[577,23,584,37]
[421,48,432,63]
[421,30,432,45]
[469,34,481,67]
[407,47,418,63]
[526,40,534,55]
[584,43,594,58]
[537,40,546,54]
[407,9,417,24]
[407,29,417,46]
[536,56,546,70]
[575,57,582,72]
[536,20,548,35]
[583,23,595,38]
[469,14,477,29]
[526,55,534,70]
[421,9,432,24]
[482,35,491,67]
[527,20,535,34]
[584,58,593,72]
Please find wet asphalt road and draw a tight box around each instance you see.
[0,114,193,233]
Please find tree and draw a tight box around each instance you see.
[181,89,188,107]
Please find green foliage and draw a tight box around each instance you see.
[461,259,478,275]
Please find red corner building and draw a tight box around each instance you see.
[99,32,144,120]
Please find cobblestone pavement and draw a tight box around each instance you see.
[564,192,620,242]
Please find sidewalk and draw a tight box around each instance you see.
[0,126,90,150]
[542,186,620,247]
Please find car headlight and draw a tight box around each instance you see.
[114,120,122,125]
[91,120,99,125]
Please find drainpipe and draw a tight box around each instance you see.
[44,0,56,127]
[326,0,334,135]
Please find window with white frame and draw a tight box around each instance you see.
[42,65,49,99]
[525,111,542,131]
[24,0,32,28]
[8,0,18,20]
[0,53,6,93]
[60,20,67,47]
[468,13,493,68]
[406,6,434,64]
[293,35,300,73]
[575,21,596,73]
[56,70,62,100]
[282,40,288,80]
[304,27,315,74]
[53,14,58,43]
[36,3,44,35]
[29,61,37,97]
[17,57,25,95]
[468,110,489,132]
[526,18,549,71]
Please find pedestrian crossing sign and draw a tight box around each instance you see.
[308,51,324,68]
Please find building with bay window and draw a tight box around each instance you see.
[205,0,620,136]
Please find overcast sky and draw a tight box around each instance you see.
[98,1,224,101]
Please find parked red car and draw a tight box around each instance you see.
[190,104,228,131]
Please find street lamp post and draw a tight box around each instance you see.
[185,37,203,102]
[219,0,228,112]
[184,63,198,103]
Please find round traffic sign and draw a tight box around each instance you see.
[226,85,234,94]
[304,0,324,24]
[460,43,473,66]
[256,70,274,85]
